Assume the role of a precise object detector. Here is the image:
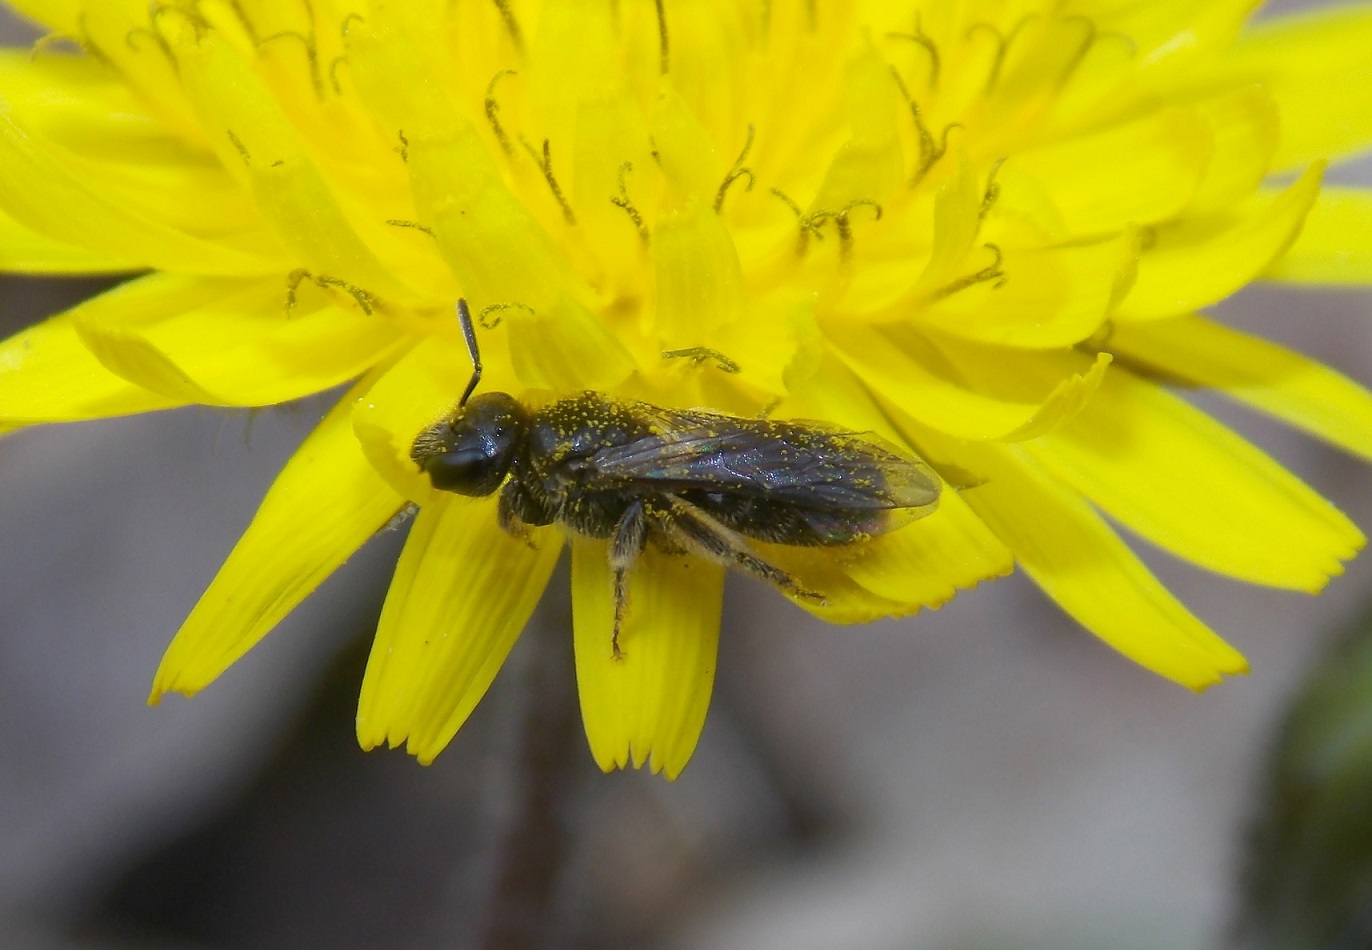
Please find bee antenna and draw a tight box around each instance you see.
[456,298,483,407]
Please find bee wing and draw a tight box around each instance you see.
[587,410,941,514]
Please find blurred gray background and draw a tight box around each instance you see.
[2,3,1371,948]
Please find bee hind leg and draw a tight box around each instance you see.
[655,496,821,602]
[608,499,649,661]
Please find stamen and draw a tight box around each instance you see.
[930,243,1006,300]
[713,124,757,214]
[662,347,741,374]
[124,26,174,62]
[484,70,518,157]
[223,0,259,43]
[385,219,436,237]
[654,0,669,74]
[889,66,949,185]
[313,275,377,314]
[226,130,252,162]
[66,13,114,68]
[887,13,939,91]
[284,268,310,316]
[284,269,377,315]
[772,192,883,259]
[770,188,825,255]
[257,20,324,100]
[28,31,71,57]
[396,130,409,163]
[830,199,883,262]
[478,302,536,330]
[521,137,577,226]
[1055,16,1135,90]
[980,158,1005,220]
[327,55,348,95]
[966,16,1037,93]
[491,0,525,54]
[1056,16,1098,90]
[610,161,650,243]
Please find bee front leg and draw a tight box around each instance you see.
[608,499,648,661]
[498,479,550,548]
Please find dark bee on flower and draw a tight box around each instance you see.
[411,300,942,658]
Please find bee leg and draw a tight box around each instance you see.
[608,500,648,661]
[498,480,549,549]
[656,496,821,601]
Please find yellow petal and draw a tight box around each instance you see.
[649,83,725,206]
[808,46,905,210]
[406,126,589,314]
[1104,0,1259,71]
[504,293,637,392]
[0,101,275,275]
[358,495,561,764]
[172,29,426,304]
[0,273,245,424]
[1226,4,1372,171]
[0,204,140,274]
[1264,186,1372,285]
[654,198,747,340]
[917,230,1137,347]
[907,154,983,297]
[948,437,1249,689]
[834,326,1112,441]
[1184,84,1279,216]
[1116,164,1323,320]
[1026,369,1364,591]
[72,280,405,406]
[150,373,405,701]
[0,50,275,240]
[1111,315,1372,463]
[572,537,723,780]
[1010,107,1211,235]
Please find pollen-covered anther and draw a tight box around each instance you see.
[661,347,741,374]
[889,66,960,184]
[713,125,757,214]
[484,69,518,157]
[930,243,1006,300]
[887,14,940,91]
[611,162,650,243]
[478,302,536,330]
[521,137,576,225]
[385,219,437,238]
[980,158,1006,220]
[965,16,1034,92]
[126,5,207,62]
[256,26,324,99]
[285,269,378,317]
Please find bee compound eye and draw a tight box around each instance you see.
[421,445,508,496]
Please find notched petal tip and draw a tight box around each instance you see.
[572,539,723,781]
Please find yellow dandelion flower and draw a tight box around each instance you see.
[2,1,1371,779]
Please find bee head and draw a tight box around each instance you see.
[410,392,528,496]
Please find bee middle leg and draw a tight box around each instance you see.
[608,499,649,661]
[654,495,822,602]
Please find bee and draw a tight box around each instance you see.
[410,300,942,658]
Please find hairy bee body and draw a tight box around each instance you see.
[409,301,942,658]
